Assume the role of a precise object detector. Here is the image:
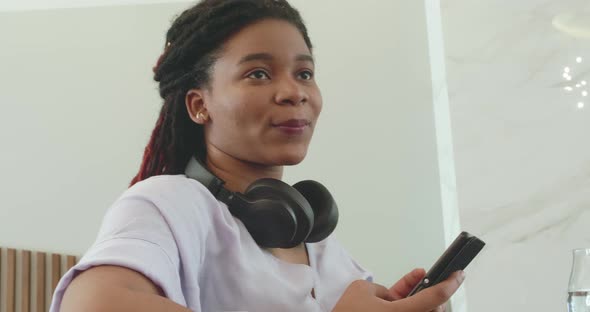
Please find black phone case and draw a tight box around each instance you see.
[407,231,485,297]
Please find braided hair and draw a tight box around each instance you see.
[129,0,313,187]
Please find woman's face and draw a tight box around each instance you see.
[191,18,322,167]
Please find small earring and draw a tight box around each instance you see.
[197,112,207,121]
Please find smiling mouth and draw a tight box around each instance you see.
[272,119,311,128]
[272,120,310,135]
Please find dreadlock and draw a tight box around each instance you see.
[129,0,313,187]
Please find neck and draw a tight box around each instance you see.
[205,145,283,194]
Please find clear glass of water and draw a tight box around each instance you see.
[568,248,590,312]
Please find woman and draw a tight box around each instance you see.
[50,0,464,311]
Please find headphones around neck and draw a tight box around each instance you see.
[184,156,339,248]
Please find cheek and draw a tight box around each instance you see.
[235,94,264,123]
[210,86,241,117]
[312,89,323,116]
[215,90,266,128]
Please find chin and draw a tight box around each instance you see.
[281,158,304,166]
[274,150,307,166]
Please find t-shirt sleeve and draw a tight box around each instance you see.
[336,238,374,282]
[314,236,375,312]
[49,196,187,312]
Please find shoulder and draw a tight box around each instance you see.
[101,174,222,243]
[121,174,219,216]
[125,174,212,201]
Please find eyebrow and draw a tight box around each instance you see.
[237,52,314,65]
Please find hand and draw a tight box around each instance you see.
[389,268,427,300]
[388,268,445,312]
[331,271,464,312]
[331,279,395,312]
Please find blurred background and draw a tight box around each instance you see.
[0,1,588,311]
[442,0,590,311]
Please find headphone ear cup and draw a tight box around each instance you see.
[293,180,339,243]
[245,178,315,248]
[231,192,298,248]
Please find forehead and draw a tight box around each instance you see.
[217,18,311,63]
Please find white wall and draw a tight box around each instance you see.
[0,0,463,310]
[442,1,590,312]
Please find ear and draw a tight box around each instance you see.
[185,89,209,125]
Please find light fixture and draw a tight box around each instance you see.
[552,6,589,110]
[552,6,590,39]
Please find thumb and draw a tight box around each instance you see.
[369,282,395,302]
[389,268,426,300]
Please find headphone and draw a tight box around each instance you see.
[184,156,339,248]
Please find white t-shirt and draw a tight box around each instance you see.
[49,174,373,312]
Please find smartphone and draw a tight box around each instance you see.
[407,231,485,297]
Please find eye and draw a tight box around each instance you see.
[298,70,314,80]
[247,70,270,80]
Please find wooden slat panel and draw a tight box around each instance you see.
[6,248,16,312]
[66,255,77,271]
[36,252,46,312]
[22,250,31,312]
[0,247,79,312]
[51,253,61,296]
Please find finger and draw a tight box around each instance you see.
[389,268,426,300]
[432,305,444,312]
[393,270,464,312]
[370,282,395,302]
[429,305,444,312]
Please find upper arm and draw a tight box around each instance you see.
[54,197,186,311]
[53,178,208,312]
[76,265,164,295]
[60,265,163,311]
[59,265,192,312]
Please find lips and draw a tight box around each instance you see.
[273,119,311,127]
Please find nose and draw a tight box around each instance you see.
[274,76,308,106]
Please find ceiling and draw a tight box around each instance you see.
[0,0,189,11]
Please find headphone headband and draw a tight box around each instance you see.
[185,156,237,203]
[185,156,223,195]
